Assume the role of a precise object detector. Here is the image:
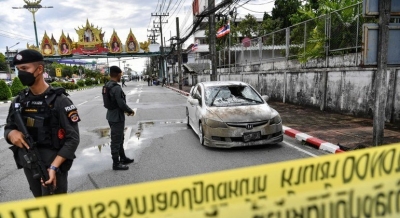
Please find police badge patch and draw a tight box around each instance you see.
[65,104,81,123]
[67,111,81,123]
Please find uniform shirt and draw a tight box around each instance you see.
[4,87,80,169]
[106,80,134,122]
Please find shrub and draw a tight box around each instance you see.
[50,82,62,87]
[60,82,69,89]
[101,76,110,84]
[0,80,12,101]
[66,82,75,90]
[10,77,26,96]
[84,79,93,86]
[60,82,77,90]
[77,79,85,87]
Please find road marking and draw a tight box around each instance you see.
[136,99,139,103]
[282,140,317,157]
[94,96,100,99]
[77,101,88,106]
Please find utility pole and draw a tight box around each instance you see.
[147,28,160,44]
[176,17,183,90]
[12,0,53,47]
[152,13,169,79]
[373,0,391,146]
[209,0,217,81]
[6,42,20,74]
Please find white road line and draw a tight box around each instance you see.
[77,101,88,106]
[282,140,318,157]
[136,99,139,103]
[94,96,100,99]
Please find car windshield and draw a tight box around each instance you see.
[205,85,263,107]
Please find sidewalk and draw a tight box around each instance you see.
[166,84,400,151]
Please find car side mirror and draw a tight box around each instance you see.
[189,98,199,105]
[262,95,269,102]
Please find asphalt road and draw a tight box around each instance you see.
[0,80,329,203]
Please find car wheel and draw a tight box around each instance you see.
[199,123,204,145]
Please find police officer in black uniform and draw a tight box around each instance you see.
[105,66,135,170]
[4,49,80,197]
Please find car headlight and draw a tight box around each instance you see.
[269,115,282,125]
[204,118,228,128]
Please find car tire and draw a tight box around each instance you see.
[199,123,204,146]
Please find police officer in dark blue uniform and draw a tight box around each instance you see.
[4,49,80,197]
[104,66,135,170]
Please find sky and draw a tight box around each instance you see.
[0,0,274,74]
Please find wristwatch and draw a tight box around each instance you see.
[49,165,60,172]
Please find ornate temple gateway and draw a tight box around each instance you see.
[27,19,151,56]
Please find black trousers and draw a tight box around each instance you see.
[108,121,126,160]
[23,167,68,197]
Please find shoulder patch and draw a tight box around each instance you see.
[64,104,77,112]
[67,110,81,123]
[63,103,80,123]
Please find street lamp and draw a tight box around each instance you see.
[12,0,53,47]
[6,42,20,74]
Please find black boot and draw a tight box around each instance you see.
[119,150,134,164]
[120,157,134,164]
[112,157,129,170]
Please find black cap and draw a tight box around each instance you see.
[110,66,122,74]
[12,49,44,65]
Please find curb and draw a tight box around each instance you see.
[166,86,189,96]
[66,86,97,93]
[0,100,12,104]
[282,126,344,154]
[0,87,96,103]
[166,86,344,154]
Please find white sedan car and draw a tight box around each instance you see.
[186,81,283,148]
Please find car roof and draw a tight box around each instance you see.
[200,81,249,88]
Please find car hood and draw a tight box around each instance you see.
[206,104,276,122]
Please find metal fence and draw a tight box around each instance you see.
[196,2,369,70]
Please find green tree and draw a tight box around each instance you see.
[62,66,74,78]
[263,12,271,21]
[10,77,26,96]
[0,53,10,72]
[272,0,302,29]
[290,0,362,62]
[0,80,12,100]
[259,17,283,41]
[237,14,260,38]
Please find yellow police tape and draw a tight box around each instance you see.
[1,143,399,218]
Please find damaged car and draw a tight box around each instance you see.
[186,81,283,148]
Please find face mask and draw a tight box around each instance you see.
[18,67,38,86]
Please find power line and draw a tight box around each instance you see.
[246,0,275,5]
[0,31,34,41]
[241,5,270,14]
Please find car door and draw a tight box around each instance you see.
[187,85,199,127]
[192,85,203,135]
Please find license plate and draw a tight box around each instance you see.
[243,131,261,142]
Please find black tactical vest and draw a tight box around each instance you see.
[17,88,66,149]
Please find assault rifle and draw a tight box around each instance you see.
[14,102,54,194]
